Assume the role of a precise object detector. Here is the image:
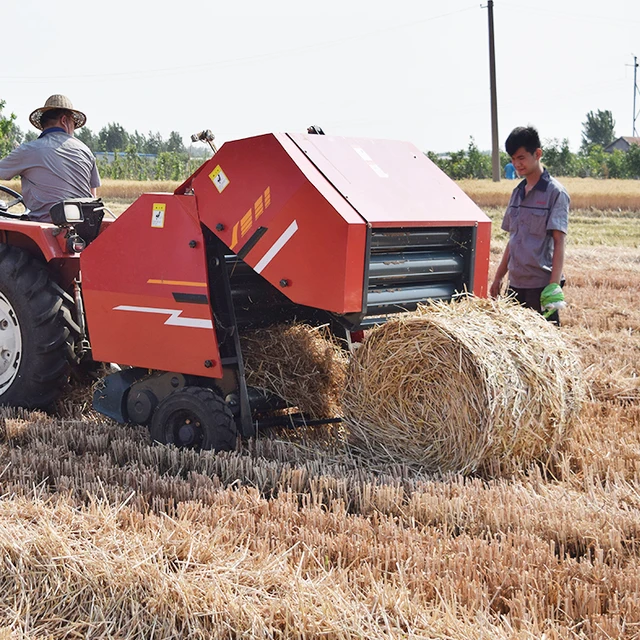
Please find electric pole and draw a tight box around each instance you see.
[633,55,639,136]
[486,0,500,181]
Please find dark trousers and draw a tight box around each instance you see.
[508,282,564,325]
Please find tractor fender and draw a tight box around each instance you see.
[0,218,80,288]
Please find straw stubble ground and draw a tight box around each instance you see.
[0,190,638,637]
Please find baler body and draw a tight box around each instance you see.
[81,132,490,383]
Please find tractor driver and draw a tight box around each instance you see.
[0,94,101,223]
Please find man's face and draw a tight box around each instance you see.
[510,146,542,177]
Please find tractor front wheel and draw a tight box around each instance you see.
[150,386,237,452]
[0,244,79,409]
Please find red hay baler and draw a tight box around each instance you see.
[0,131,490,450]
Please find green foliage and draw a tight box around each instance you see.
[96,151,205,181]
[581,109,616,151]
[429,137,640,181]
[0,99,20,157]
[540,139,577,176]
[426,138,492,180]
[625,143,640,179]
[98,123,129,153]
[76,126,97,150]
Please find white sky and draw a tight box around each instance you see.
[2,0,639,153]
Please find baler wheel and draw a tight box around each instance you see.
[0,244,79,409]
[150,386,237,452]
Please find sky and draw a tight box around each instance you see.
[2,0,639,154]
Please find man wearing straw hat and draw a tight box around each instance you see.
[0,95,100,222]
[490,126,569,324]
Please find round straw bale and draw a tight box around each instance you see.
[342,297,585,474]
[241,324,347,420]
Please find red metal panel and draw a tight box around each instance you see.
[287,133,489,227]
[80,194,223,378]
[188,134,367,314]
[0,218,70,259]
[473,220,491,297]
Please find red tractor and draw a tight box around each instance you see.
[0,132,491,450]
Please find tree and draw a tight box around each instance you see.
[76,126,97,152]
[129,130,147,153]
[98,122,129,152]
[166,131,185,154]
[581,110,616,151]
[0,99,18,156]
[144,131,164,155]
[542,138,577,176]
[625,143,640,179]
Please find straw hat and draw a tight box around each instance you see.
[29,95,87,130]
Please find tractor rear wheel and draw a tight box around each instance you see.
[0,244,79,409]
[150,386,238,452]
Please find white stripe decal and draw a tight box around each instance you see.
[254,220,298,274]
[113,305,213,329]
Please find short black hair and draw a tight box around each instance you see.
[505,126,541,156]
[40,108,72,128]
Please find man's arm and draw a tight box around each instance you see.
[550,230,565,284]
[490,243,510,298]
[89,161,100,200]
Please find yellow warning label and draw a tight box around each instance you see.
[151,203,166,228]
[209,165,230,193]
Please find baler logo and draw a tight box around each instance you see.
[230,187,272,250]
[113,305,213,329]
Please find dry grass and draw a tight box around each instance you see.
[0,178,639,637]
[6,176,640,213]
[241,324,347,420]
[0,395,640,637]
[1,178,180,201]
[343,298,585,475]
[459,177,640,211]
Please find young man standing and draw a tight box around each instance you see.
[490,126,569,324]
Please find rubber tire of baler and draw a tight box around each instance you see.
[149,386,238,452]
[0,244,79,409]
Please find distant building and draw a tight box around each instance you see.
[94,151,158,164]
[603,136,640,153]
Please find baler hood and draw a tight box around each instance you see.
[177,132,490,321]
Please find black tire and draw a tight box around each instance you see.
[150,386,237,452]
[0,244,79,409]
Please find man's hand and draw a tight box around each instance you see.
[490,278,502,298]
[540,283,566,318]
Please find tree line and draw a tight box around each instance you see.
[0,100,210,181]
[3,100,638,181]
[427,110,640,180]
[427,137,640,180]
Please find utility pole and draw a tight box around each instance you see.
[633,55,639,136]
[486,0,500,181]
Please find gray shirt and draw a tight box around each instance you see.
[0,129,101,222]
[501,169,569,288]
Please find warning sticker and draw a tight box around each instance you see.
[151,203,166,228]
[209,165,230,193]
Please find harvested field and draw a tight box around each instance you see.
[0,183,638,637]
[459,176,640,211]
